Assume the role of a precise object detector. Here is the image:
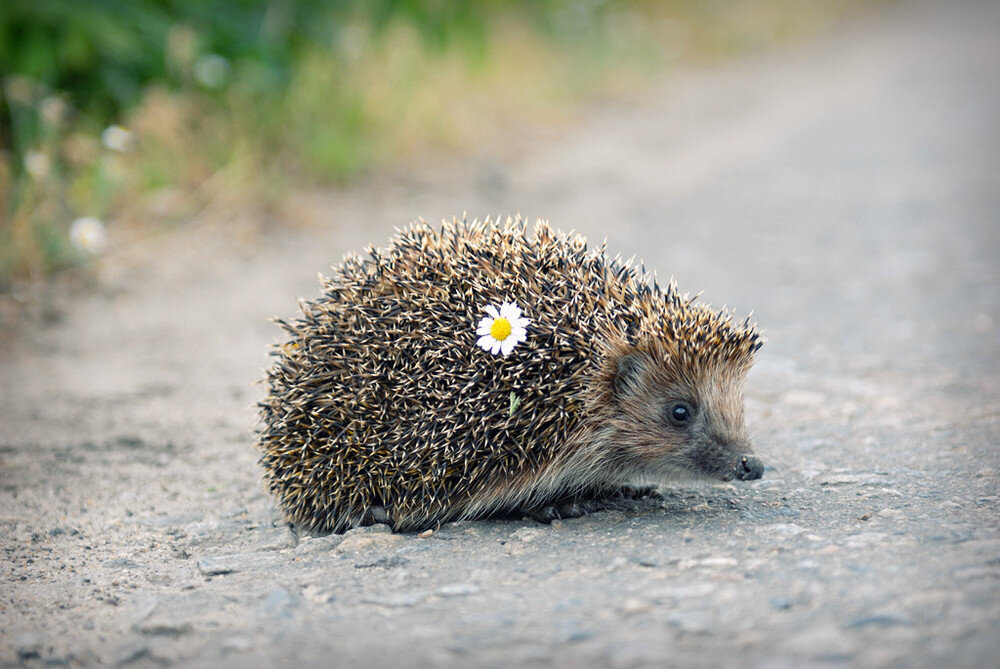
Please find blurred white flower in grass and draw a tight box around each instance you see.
[69,217,108,255]
[24,150,51,180]
[101,125,135,153]
[39,96,68,127]
[193,54,231,89]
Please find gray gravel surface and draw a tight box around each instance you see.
[2,1,999,667]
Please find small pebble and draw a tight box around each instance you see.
[511,528,544,542]
[14,632,43,660]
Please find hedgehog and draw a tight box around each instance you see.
[257,215,764,533]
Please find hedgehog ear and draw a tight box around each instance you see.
[612,352,647,400]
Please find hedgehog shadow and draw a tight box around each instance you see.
[293,485,738,537]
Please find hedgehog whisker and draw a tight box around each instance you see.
[751,448,803,485]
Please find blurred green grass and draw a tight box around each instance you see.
[0,0,876,291]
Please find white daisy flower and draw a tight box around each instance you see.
[101,125,135,153]
[193,54,231,89]
[476,300,530,357]
[24,150,51,180]
[68,216,108,255]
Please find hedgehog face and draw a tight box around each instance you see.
[607,350,764,484]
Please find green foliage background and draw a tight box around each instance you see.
[0,0,871,289]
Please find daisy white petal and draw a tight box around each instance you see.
[474,299,530,357]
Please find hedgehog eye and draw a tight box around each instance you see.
[667,403,694,427]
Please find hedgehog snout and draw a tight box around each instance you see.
[736,455,764,481]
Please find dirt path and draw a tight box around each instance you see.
[3,1,999,666]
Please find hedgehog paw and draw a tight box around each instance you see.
[525,500,603,524]
[359,506,393,528]
[616,485,663,500]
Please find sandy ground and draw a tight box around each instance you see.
[2,1,999,666]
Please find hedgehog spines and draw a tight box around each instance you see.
[258,215,761,532]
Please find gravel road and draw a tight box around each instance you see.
[2,1,998,666]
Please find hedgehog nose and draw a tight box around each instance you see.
[737,455,764,481]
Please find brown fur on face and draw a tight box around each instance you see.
[584,337,761,484]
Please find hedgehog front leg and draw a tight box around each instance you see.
[522,485,661,524]
[523,499,606,524]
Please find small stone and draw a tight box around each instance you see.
[14,632,43,660]
[629,556,660,568]
[511,528,544,542]
[417,528,435,538]
[973,467,996,479]
[757,523,807,538]
[436,583,479,597]
[197,553,256,576]
[335,532,404,553]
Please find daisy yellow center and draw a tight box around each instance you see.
[490,317,512,341]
